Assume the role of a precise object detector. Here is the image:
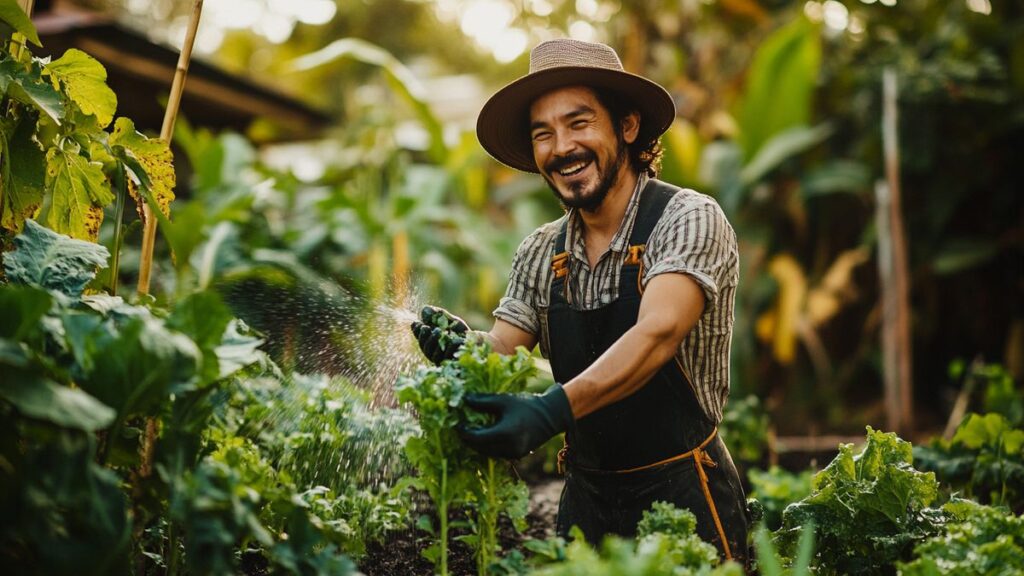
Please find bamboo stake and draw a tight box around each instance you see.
[876,67,914,434]
[133,5,203,573]
[136,0,204,295]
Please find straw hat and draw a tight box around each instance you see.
[476,38,676,173]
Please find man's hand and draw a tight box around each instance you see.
[457,384,574,459]
[411,305,469,365]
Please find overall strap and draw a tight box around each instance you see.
[629,179,681,248]
[623,179,680,273]
[551,216,571,282]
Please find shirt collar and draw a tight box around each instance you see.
[565,173,649,263]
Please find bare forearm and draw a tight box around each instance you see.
[562,323,682,418]
[561,273,705,419]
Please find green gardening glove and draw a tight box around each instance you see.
[457,384,574,460]
[411,305,469,365]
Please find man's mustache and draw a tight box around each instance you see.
[545,151,596,175]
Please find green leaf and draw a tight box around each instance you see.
[44,146,113,241]
[954,413,1008,450]
[0,367,116,431]
[3,219,109,297]
[736,16,821,160]
[801,159,871,198]
[1,110,46,234]
[109,117,175,217]
[740,123,833,186]
[0,0,41,46]
[0,57,64,123]
[214,319,266,379]
[44,49,117,128]
[64,309,201,417]
[932,238,999,275]
[0,284,52,340]
[168,290,234,384]
[290,38,447,164]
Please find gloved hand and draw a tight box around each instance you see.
[411,305,469,365]
[457,384,574,459]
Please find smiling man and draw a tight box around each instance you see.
[411,38,749,563]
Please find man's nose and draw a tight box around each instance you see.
[551,128,578,157]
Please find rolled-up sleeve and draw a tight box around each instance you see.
[643,197,737,314]
[493,225,555,336]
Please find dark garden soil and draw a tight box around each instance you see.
[359,478,564,576]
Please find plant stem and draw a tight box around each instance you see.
[440,457,449,576]
[109,163,127,295]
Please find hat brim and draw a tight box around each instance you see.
[476,67,676,173]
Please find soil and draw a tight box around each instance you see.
[359,478,564,576]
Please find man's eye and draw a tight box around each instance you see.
[532,131,551,141]
[571,120,588,129]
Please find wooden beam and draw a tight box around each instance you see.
[876,67,914,435]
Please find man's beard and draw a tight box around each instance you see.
[542,139,628,213]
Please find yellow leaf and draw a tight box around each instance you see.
[806,247,870,326]
[766,253,807,364]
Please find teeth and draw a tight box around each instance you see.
[558,161,587,176]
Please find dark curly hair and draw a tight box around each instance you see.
[592,86,664,178]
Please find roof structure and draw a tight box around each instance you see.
[32,8,331,141]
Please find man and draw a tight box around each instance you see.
[412,38,749,563]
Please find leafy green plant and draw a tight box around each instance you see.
[915,412,1024,511]
[776,427,945,575]
[0,0,174,278]
[898,498,1024,576]
[747,466,814,531]
[524,503,741,576]
[753,522,814,576]
[718,394,770,463]
[395,338,535,575]
[0,220,375,574]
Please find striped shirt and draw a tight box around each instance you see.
[493,175,739,423]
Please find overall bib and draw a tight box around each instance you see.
[546,179,749,564]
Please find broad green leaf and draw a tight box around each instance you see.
[740,123,833,186]
[44,146,113,241]
[736,16,821,160]
[801,159,871,198]
[3,219,109,297]
[0,57,64,123]
[44,49,117,128]
[0,113,46,233]
[0,284,52,340]
[64,310,201,416]
[0,368,116,431]
[290,38,447,163]
[214,319,265,379]
[0,0,41,46]
[954,413,1007,450]
[109,117,175,218]
[168,291,240,383]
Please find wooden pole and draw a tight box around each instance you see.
[136,0,204,295]
[876,67,914,434]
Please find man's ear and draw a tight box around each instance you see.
[622,111,640,144]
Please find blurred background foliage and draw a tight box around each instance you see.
[90,0,1022,436]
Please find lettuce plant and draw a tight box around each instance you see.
[776,427,945,575]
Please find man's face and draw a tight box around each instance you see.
[528,86,637,212]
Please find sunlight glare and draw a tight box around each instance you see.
[965,0,992,15]
[569,20,597,42]
[823,0,849,30]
